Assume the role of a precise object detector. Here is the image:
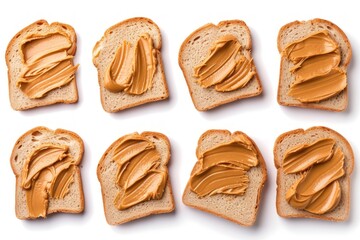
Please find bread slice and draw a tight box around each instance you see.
[5,20,79,110]
[10,126,85,219]
[97,132,174,225]
[277,19,352,111]
[178,20,262,111]
[182,130,267,226]
[274,126,354,221]
[92,17,169,112]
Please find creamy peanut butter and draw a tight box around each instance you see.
[21,144,76,218]
[283,138,336,174]
[282,31,347,102]
[190,132,258,197]
[193,35,255,92]
[18,32,78,99]
[283,139,345,214]
[104,33,157,95]
[112,133,167,210]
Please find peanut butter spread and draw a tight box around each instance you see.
[112,133,167,210]
[193,35,255,92]
[18,32,78,99]
[21,144,77,218]
[283,138,345,214]
[282,31,347,102]
[190,132,258,197]
[104,33,157,95]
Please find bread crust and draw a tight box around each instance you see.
[178,20,263,111]
[10,126,85,219]
[97,131,175,225]
[182,129,267,226]
[274,126,354,220]
[92,17,169,112]
[277,18,352,111]
[5,20,79,110]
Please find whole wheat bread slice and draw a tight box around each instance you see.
[10,126,85,219]
[277,19,352,111]
[182,130,267,226]
[178,20,262,111]
[92,17,169,112]
[97,132,174,225]
[274,126,354,221]
[5,20,79,110]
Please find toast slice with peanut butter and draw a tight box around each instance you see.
[274,126,354,221]
[277,19,352,111]
[178,20,263,111]
[182,130,267,226]
[97,132,175,225]
[10,127,85,219]
[5,20,79,110]
[92,17,169,112]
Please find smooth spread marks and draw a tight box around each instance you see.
[21,144,77,218]
[112,133,167,210]
[282,31,347,103]
[103,33,157,95]
[283,138,345,214]
[17,31,78,99]
[193,35,256,92]
[190,132,258,197]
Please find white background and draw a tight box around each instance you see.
[0,0,358,239]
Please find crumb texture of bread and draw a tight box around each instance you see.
[277,18,351,111]
[6,19,79,110]
[93,17,169,112]
[97,132,174,225]
[10,126,85,219]
[178,20,262,111]
[274,126,354,221]
[182,130,267,226]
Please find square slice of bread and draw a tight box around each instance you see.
[5,20,79,110]
[97,132,175,225]
[92,17,169,112]
[277,19,352,111]
[10,126,85,219]
[182,130,267,226]
[178,20,263,111]
[274,126,354,221]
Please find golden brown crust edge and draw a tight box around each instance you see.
[5,20,79,111]
[274,126,354,221]
[178,20,262,111]
[10,126,85,219]
[97,131,175,225]
[182,129,267,226]
[277,18,351,111]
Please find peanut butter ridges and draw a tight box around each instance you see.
[21,144,77,218]
[282,31,347,102]
[104,33,157,95]
[112,133,167,210]
[190,132,258,197]
[283,138,345,214]
[193,35,256,92]
[18,31,79,99]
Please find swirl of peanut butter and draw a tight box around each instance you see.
[18,31,79,99]
[21,144,77,218]
[104,33,157,95]
[193,35,256,92]
[112,133,167,210]
[282,31,347,102]
[283,138,345,214]
[190,132,258,197]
